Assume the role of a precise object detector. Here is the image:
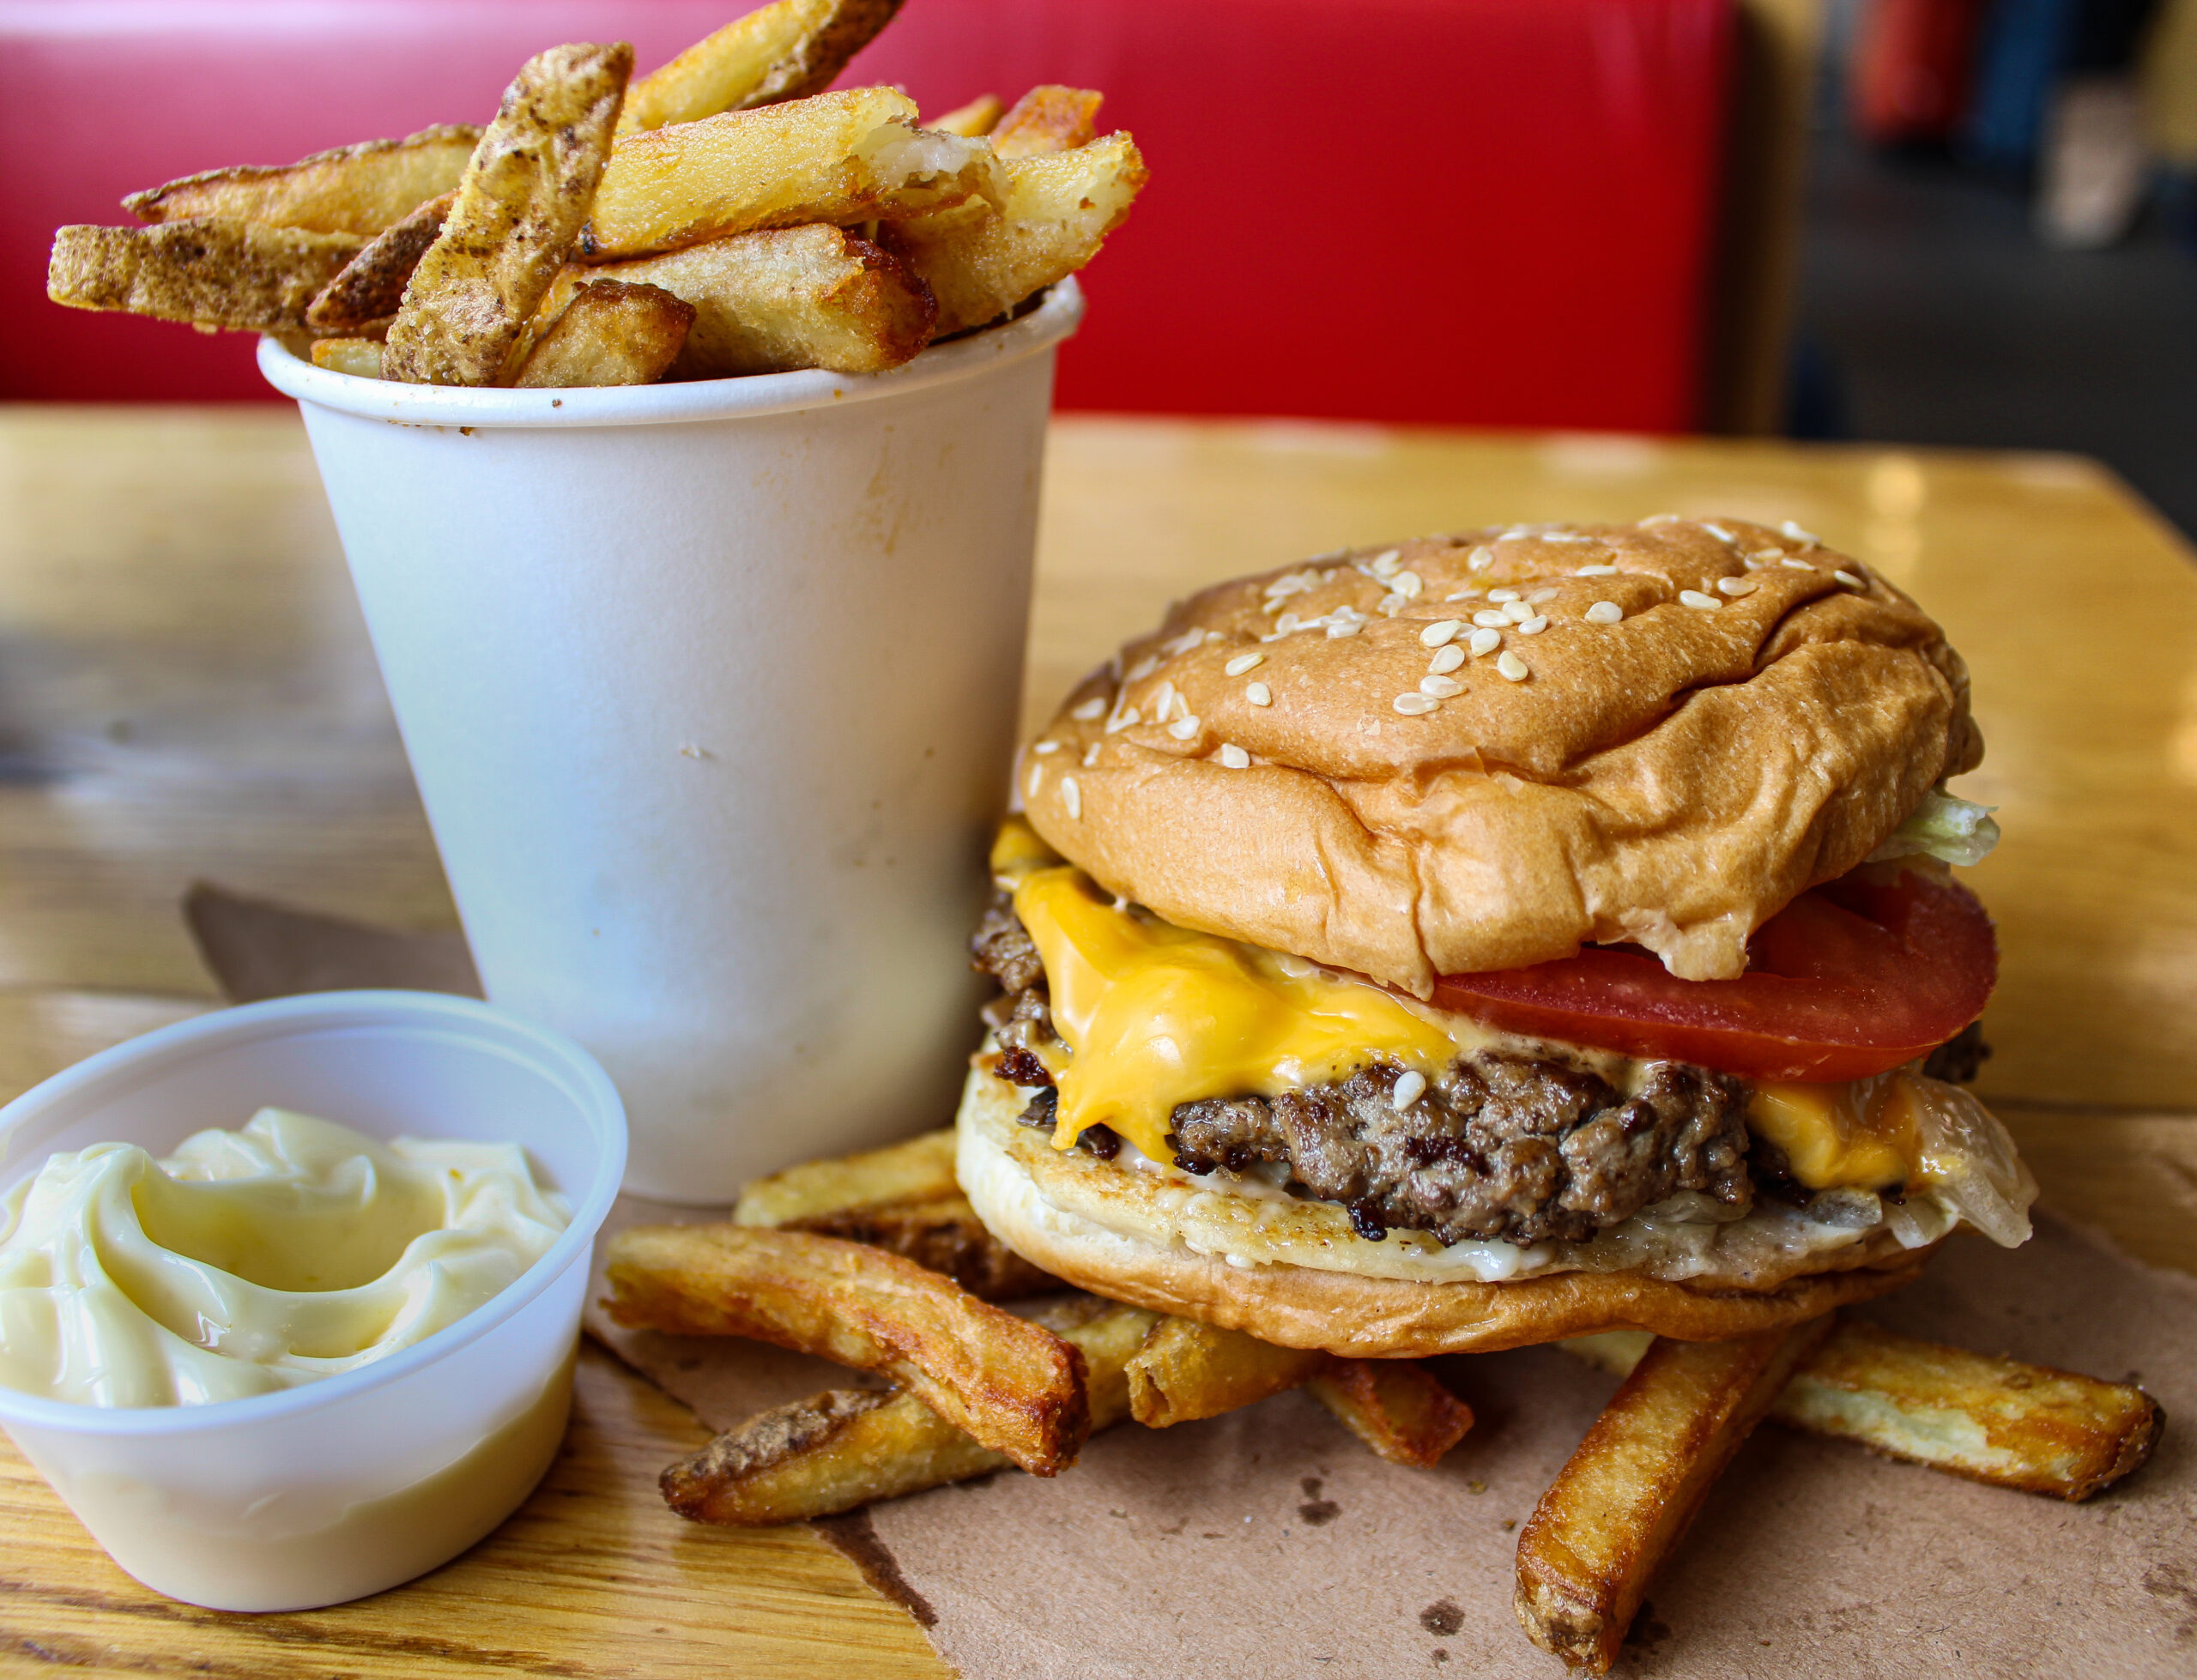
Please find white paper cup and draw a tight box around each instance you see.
[0,990,626,1611]
[258,282,1081,1200]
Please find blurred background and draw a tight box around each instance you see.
[3,0,2192,534]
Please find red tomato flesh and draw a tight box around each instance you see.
[1429,868,1997,1081]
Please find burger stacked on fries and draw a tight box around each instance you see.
[605,518,2160,1672]
[47,0,1145,390]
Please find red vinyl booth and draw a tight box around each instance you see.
[3,0,1735,430]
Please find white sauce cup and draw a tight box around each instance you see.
[0,990,626,1611]
[257,281,1083,1201]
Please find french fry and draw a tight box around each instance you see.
[1515,1319,1836,1674]
[788,1195,1057,1300]
[734,1127,959,1225]
[1310,1359,1476,1469]
[582,86,1000,261]
[1127,1316,1328,1427]
[990,86,1105,158]
[620,0,907,135]
[122,125,480,237]
[511,279,693,386]
[306,190,455,334]
[883,133,1147,335]
[1558,1319,2160,1501]
[928,94,1005,139]
[660,1297,1158,1525]
[1775,1319,2161,1501]
[604,1223,1087,1474]
[48,220,362,332]
[537,224,934,377]
[312,336,385,378]
[384,42,632,388]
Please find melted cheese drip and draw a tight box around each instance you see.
[991,821,1935,1192]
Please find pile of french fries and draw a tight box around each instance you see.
[47,0,1146,390]
[604,1126,2164,1672]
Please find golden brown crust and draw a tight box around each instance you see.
[48,220,363,331]
[123,126,481,237]
[1020,520,1980,992]
[958,1067,1933,1358]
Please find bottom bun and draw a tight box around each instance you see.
[958,1067,1935,1357]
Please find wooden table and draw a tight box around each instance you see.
[2,408,2194,1675]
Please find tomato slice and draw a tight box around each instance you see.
[1428,868,1998,1081]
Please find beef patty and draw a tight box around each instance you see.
[971,893,1754,1247]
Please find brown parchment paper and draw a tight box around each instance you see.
[194,892,2197,1679]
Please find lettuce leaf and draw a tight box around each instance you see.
[1867,789,2000,868]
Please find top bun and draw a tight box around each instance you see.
[1019,518,1980,994]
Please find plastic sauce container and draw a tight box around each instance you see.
[0,991,626,1611]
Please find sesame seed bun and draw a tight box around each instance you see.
[956,1064,1932,1357]
[1019,519,1980,994]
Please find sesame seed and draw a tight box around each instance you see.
[1151,680,1179,722]
[1377,593,1408,616]
[1422,619,1462,647]
[1680,589,1722,610]
[1718,575,1761,595]
[1393,692,1439,716]
[1835,569,1867,589]
[1104,706,1141,734]
[1473,609,1510,629]
[1370,548,1403,579]
[1576,563,1619,576]
[1083,743,1100,766]
[1165,629,1205,656]
[1128,655,1159,681]
[1033,740,1061,754]
[1026,764,1043,796]
[1585,600,1624,624]
[1060,777,1080,819]
[1275,612,1302,633]
[1205,631,1224,644]
[1246,681,1272,705]
[1487,588,1521,602]
[1502,601,1535,624]
[1468,626,1503,656]
[1642,512,1682,525]
[1392,1069,1427,1109]
[1780,558,1815,571]
[1468,546,1495,571]
[1496,651,1529,681]
[1542,531,1594,545]
[1428,644,1466,674]
[1516,615,1547,634]
[1746,549,1782,565]
[1071,698,1105,721]
[1528,588,1558,604]
[1420,674,1463,698]
[1701,522,1736,544]
[1262,598,1285,614]
[1219,742,1250,769]
[1326,618,1363,638]
[1781,520,1820,544]
[1392,571,1423,598]
[1225,652,1265,676]
[1168,715,1201,740]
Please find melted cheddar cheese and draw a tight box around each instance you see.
[990,821,1937,1193]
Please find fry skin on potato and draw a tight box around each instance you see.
[312,336,385,378]
[1127,1316,1328,1428]
[785,1194,1057,1301]
[883,132,1147,335]
[1516,1319,1836,1674]
[990,86,1105,158]
[604,1223,1087,1474]
[660,1297,1159,1525]
[123,125,480,237]
[49,220,361,332]
[619,0,907,135]
[1310,1359,1476,1469]
[583,86,1000,260]
[306,190,455,334]
[927,94,1005,138]
[384,42,632,387]
[734,1128,961,1226]
[538,223,934,377]
[1557,1318,2161,1501]
[511,279,693,386]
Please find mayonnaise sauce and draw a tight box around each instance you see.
[0,1109,569,1406]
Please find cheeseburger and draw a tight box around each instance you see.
[957,518,2033,1356]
